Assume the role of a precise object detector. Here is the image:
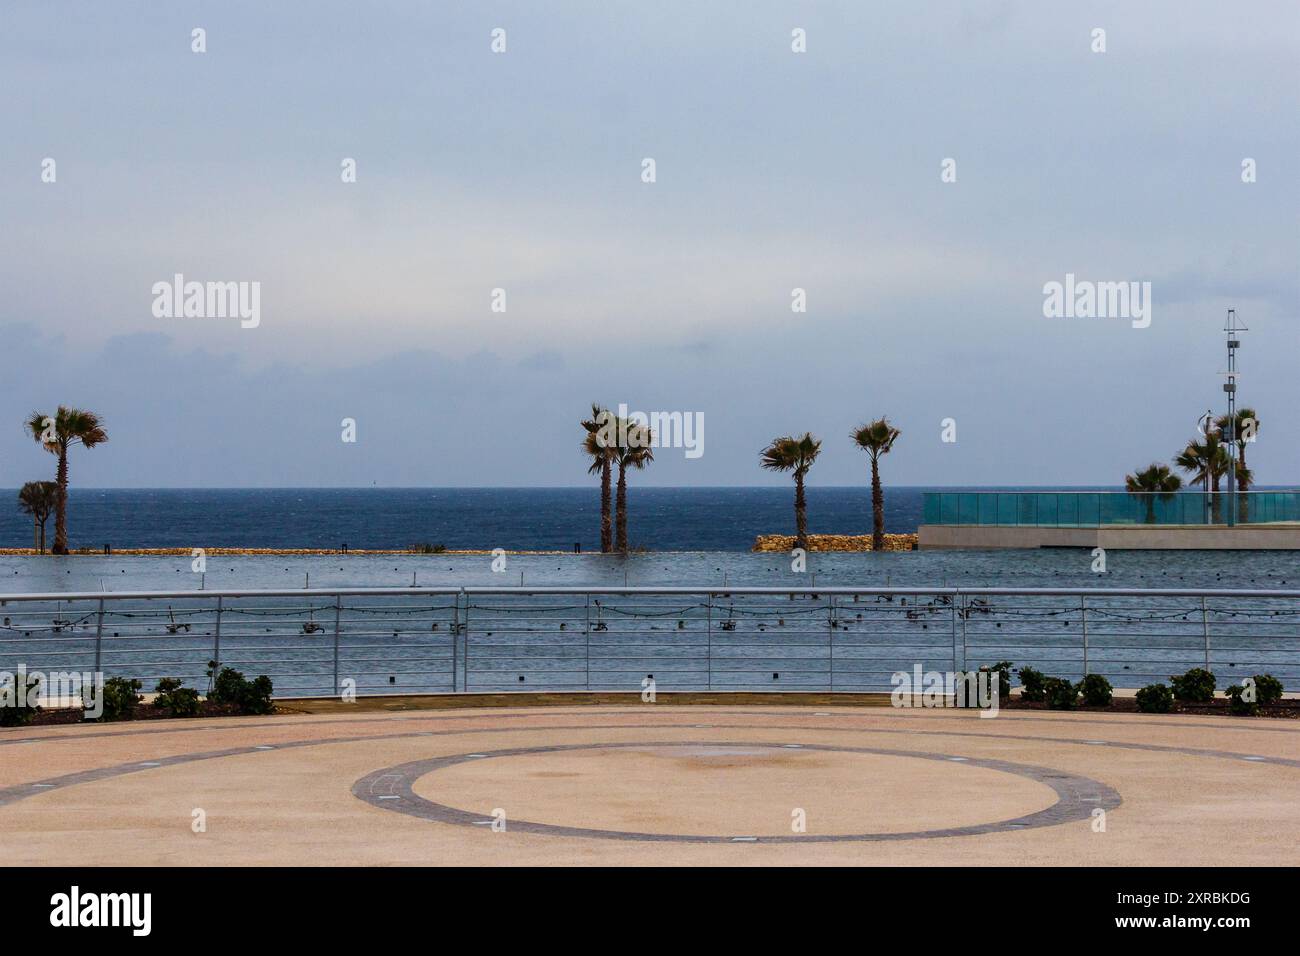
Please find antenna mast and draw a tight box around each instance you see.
[1222,309,1246,526]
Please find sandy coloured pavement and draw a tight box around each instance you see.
[1,702,1296,865]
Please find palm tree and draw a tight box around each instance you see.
[1216,408,1259,521]
[17,481,58,553]
[851,418,901,551]
[1175,433,1230,524]
[25,407,108,554]
[614,418,653,553]
[1124,463,1182,524]
[581,405,615,553]
[759,433,822,550]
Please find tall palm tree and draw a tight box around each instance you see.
[759,433,822,550]
[1216,408,1259,521]
[1124,463,1182,524]
[17,481,58,553]
[851,417,901,551]
[581,404,615,553]
[614,418,653,553]
[25,406,108,554]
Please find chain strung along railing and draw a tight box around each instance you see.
[1,586,1297,698]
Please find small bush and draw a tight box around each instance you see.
[1077,674,1113,707]
[0,671,42,727]
[1170,668,1216,702]
[1017,666,1046,702]
[982,661,1013,700]
[1224,674,1283,716]
[242,675,274,715]
[97,677,143,721]
[1224,685,1257,716]
[410,542,446,554]
[1253,674,1284,706]
[207,664,274,716]
[1136,683,1174,714]
[1044,676,1078,710]
[154,677,201,718]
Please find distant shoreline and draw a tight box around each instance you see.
[0,534,921,557]
[0,548,571,556]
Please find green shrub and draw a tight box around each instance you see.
[210,665,247,706]
[242,675,274,715]
[982,661,1013,700]
[1170,668,1216,702]
[154,677,201,718]
[206,664,274,716]
[1224,685,1257,716]
[1224,674,1283,716]
[1253,674,1284,706]
[1136,683,1174,713]
[1044,677,1078,710]
[0,670,41,727]
[97,677,143,721]
[1017,666,1046,702]
[1077,674,1113,707]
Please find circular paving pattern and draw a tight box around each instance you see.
[353,740,1123,843]
[0,705,1295,865]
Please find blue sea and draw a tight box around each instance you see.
[3,483,1296,594]
[2,486,1096,552]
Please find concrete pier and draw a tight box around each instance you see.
[918,523,1300,550]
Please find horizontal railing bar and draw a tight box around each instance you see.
[3,586,1300,601]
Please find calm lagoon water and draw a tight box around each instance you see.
[2,547,1296,594]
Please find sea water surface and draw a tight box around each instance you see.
[1,486,1297,593]
[2,547,1297,594]
[2,485,1110,552]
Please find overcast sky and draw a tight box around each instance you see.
[1,1,1296,488]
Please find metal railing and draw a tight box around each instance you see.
[1,586,1297,698]
[922,490,1300,527]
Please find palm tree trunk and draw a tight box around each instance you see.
[1239,445,1250,522]
[1210,475,1223,524]
[600,459,612,553]
[794,472,808,550]
[1144,496,1156,524]
[39,521,46,554]
[615,462,628,553]
[32,515,38,552]
[53,448,69,554]
[870,456,885,550]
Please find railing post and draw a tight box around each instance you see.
[94,598,104,675]
[706,593,713,691]
[827,594,835,692]
[451,593,459,693]
[584,593,591,691]
[950,592,958,674]
[332,596,341,696]
[960,593,968,672]
[1200,595,1210,671]
[1079,595,1088,676]
[462,591,471,693]
[212,596,222,674]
